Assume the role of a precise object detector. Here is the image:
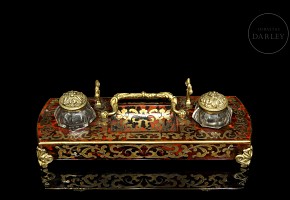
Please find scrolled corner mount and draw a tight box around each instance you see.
[235,146,253,168]
[37,146,53,168]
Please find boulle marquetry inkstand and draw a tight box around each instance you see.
[36,79,253,191]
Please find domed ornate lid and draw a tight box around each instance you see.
[59,90,87,110]
[198,91,228,112]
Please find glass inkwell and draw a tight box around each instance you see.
[54,90,96,130]
[192,91,232,129]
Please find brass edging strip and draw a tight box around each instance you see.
[39,140,251,145]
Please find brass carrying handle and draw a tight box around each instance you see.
[101,91,186,119]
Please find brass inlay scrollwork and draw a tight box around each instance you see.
[55,144,234,159]
[59,173,229,189]
[235,146,253,167]
[37,147,53,168]
[40,128,117,141]
[182,144,233,158]
[116,108,171,121]
[125,132,161,140]
[41,168,56,186]
[109,144,182,159]
[40,126,248,141]
[42,167,249,189]
[111,107,177,132]
[101,91,186,119]
[187,174,228,188]
[233,168,248,186]
[55,145,107,159]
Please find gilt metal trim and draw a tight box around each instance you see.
[185,78,193,108]
[233,168,248,186]
[94,80,102,109]
[54,143,234,159]
[235,146,253,168]
[39,140,251,145]
[37,146,53,168]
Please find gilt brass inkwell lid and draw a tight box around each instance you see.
[192,91,232,129]
[59,90,88,111]
[198,91,228,113]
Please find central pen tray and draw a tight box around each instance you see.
[110,100,178,133]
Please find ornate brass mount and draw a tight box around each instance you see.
[94,80,102,109]
[101,91,187,119]
[235,146,253,168]
[37,147,53,168]
[185,78,193,108]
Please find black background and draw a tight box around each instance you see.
[12,3,289,199]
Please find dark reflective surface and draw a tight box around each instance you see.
[39,160,251,191]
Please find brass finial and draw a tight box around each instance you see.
[59,91,87,110]
[185,78,193,108]
[95,80,102,108]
